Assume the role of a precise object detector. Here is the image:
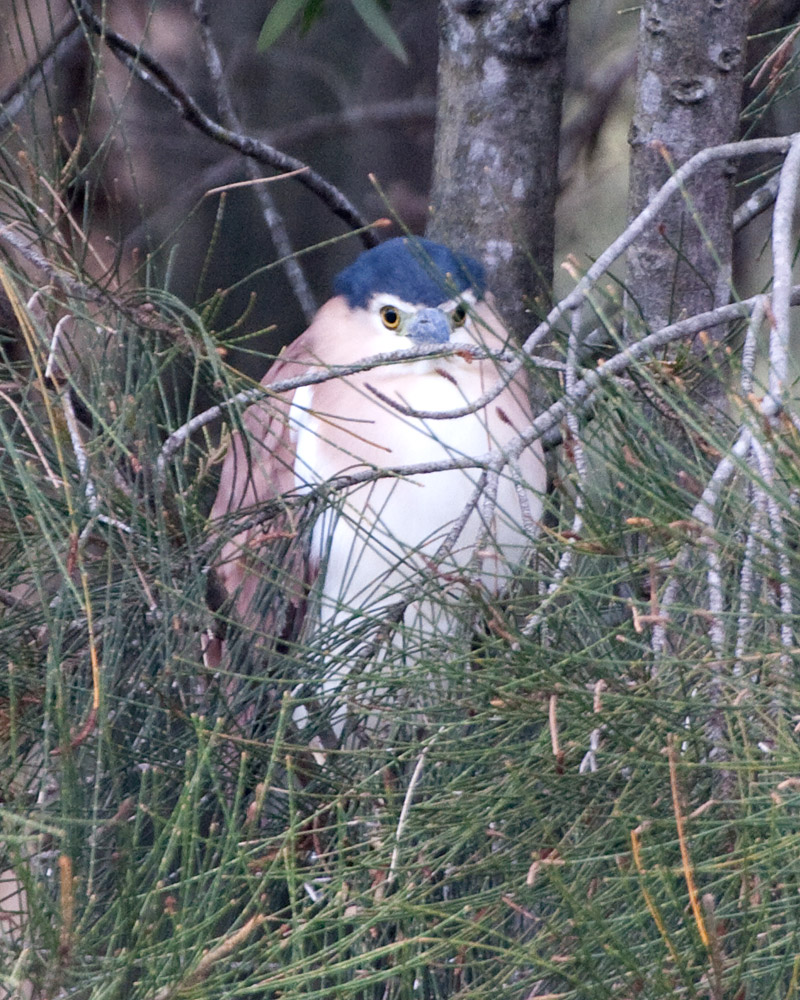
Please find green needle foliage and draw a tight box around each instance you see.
[2,235,800,1000]
[2,6,800,999]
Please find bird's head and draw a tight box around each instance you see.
[332,237,486,347]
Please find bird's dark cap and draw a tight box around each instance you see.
[333,237,486,309]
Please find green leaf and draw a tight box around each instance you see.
[349,0,408,64]
[257,0,305,52]
[300,0,326,33]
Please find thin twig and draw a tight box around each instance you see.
[0,389,62,490]
[73,0,376,246]
[750,437,794,665]
[476,466,502,572]
[733,297,769,672]
[387,741,433,885]
[59,389,100,527]
[0,226,100,302]
[365,375,508,420]
[156,341,516,479]
[580,679,607,774]
[733,172,780,233]
[549,693,560,759]
[0,13,83,132]
[523,306,586,635]
[733,483,761,674]
[192,0,316,321]
[693,427,754,658]
[651,421,753,659]
[44,316,72,380]
[433,469,489,565]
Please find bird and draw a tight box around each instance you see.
[209,236,545,738]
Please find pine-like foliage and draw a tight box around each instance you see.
[2,4,800,999]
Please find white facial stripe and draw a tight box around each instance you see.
[366,288,479,316]
[369,294,424,315]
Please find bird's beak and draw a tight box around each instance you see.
[406,307,451,344]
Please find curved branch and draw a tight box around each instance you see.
[156,341,512,480]
[384,134,799,434]
[507,288,800,464]
[525,134,796,357]
[72,0,377,247]
[204,288,800,516]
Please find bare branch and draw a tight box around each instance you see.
[72,0,376,246]
[525,134,795,357]
[769,131,800,405]
[191,0,317,322]
[0,13,83,133]
[733,173,780,233]
[157,342,520,479]
[750,436,794,661]
[734,482,763,671]
[740,295,767,397]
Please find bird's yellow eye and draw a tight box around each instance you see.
[451,304,467,328]
[380,305,401,329]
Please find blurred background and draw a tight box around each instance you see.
[0,0,641,377]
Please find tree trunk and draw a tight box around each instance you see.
[626,0,748,344]
[427,0,568,343]
[626,0,749,808]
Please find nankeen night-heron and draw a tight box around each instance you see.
[209,237,545,735]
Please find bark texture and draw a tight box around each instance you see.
[426,0,568,342]
[626,0,748,336]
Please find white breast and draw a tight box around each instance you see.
[289,364,535,629]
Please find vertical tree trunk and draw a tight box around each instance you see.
[626,0,748,343]
[626,0,749,808]
[427,0,568,343]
